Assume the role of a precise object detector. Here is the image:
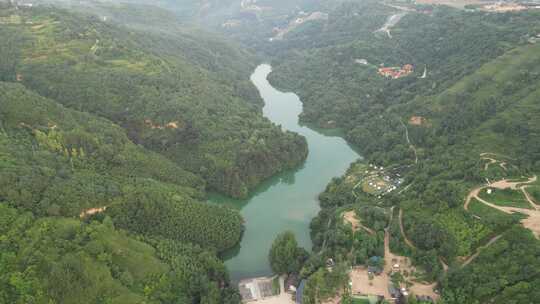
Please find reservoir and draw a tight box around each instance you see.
[212,64,361,280]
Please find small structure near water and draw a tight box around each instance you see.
[239,276,277,302]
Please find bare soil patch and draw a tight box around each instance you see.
[350,228,438,300]
[350,267,391,298]
[466,182,540,239]
[343,211,375,235]
[80,206,107,218]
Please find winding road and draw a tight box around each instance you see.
[374,12,407,39]
[461,235,502,267]
[464,175,539,240]
[399,208,416,249]
[399,119,418,164]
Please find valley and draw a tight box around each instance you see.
[214,64,360,280]
[1,0,540,303]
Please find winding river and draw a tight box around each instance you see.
[211,64,361,280]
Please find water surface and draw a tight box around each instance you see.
[212,64,361,280]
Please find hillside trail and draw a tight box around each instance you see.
[522,187,540,209]
[399,119,418,164]
[79,206,107,218]
[384,219,439,300]
[464,175,540,238]
[474,194,540,238]
[461,234,502,267]
[480,152,516,160]
[374,12,406,39]
[398,208,450,273]
[489,175,537,190]
[481,157,497,171]
[90,39,99,55]
[383,206,396,264]
[439,258,449,272]
[399,208,416,249]
[464,175,537,210]
[420,65,427,79]
[343,211,376,235]
[464,186,483,211]
[481,155,510,171]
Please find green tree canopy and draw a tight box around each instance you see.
[268,231,308,275]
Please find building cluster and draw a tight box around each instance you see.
[238,277,277,302]
[378,64,414,79]
[364,164,403,198]
[408,116,427,126]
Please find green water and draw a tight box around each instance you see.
[211,64,361,281]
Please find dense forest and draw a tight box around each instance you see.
[0,4,307,198]
[0,80,244,303]
[261,1,540,303]
[0,1,309,303]
[3,0,540,303]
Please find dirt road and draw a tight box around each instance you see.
[399,119,418,164]
[374,13,406,39]
[399,208,416,249]
[522,187,540,209]
[343,211,376,235]
[464,176,540,238]
[461,235,502,267]
[481,157,497,171]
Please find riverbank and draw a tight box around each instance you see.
[212,64,361,280]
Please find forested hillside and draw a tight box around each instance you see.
[261,1,540,303]
[3,0,540,303]
[269,1,540,129]
[0,204,242,304]
[0,2,309,303]
[0,79,248,303]
[0,4,307,198]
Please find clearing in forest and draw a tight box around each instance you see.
[345,163,404,199]
[79,206,107,218]
[464,175,540,238]
[343,211,375,235]
[477,187,533,209]
[350,208,438,301]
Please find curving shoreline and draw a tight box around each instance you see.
[214,64,361,280]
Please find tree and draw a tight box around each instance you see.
[268,231,308,275]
